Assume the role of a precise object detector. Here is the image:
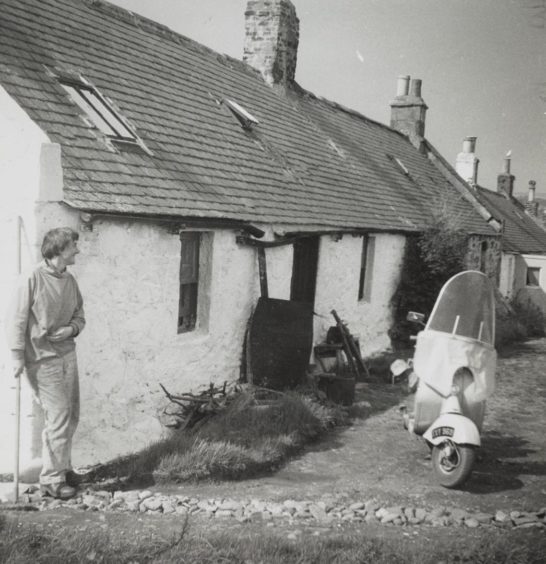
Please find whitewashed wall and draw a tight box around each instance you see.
[499,252,546,316]
[499,253,517,298]
[48,220,296,466]
[0,203,298,470]
[314,233,406,355]
[0,84,60,476]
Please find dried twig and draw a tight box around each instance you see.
[159,382,233,430]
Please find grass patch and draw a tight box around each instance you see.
[2,513,545,564]
[89,389,347,486]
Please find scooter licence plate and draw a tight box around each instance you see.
[432,426,454,439]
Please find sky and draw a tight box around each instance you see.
[110,0,546,198]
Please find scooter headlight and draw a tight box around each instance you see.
[451,384,461,395]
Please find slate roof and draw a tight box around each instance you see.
[477,188,546,254]
[0,0,495,234]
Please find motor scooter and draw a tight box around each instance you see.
[394,270,497,488]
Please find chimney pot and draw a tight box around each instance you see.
[462,136,477,154]
[525,180,539,217]
[410,78,422,98]
[396,75,410,97]
[497,152,515,198]
[503,152,511,174]
[528,180,537,202]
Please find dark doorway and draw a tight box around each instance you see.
[290,237,319,305]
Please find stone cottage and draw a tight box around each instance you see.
[454,138,546,312]
[0,0,498,472]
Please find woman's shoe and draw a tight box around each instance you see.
[40,482,76,500]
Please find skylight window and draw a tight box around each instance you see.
[60,80,136,141]
[222,98,259,130]
[393,157,409,175]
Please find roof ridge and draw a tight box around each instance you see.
[295,85,406,137]
[477,186,528,212]
[81,0,259,78]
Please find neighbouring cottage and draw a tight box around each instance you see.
[454,138,546,312]
[0,0,499,473]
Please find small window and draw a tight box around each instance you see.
[222,98,259,130]
[178,232,201,332]
[479,241,488,274]
[60,80,136,141]
[526,267,541,287]
[358,235,375,302]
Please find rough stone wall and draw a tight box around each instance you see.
[243,0,299,85]
[390,102,426,140]
[497,173,515,198]
[314,233,406,356]
[465,235,502,281]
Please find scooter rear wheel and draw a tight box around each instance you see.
[432,441,475,488]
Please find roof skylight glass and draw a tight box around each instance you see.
[61,81,136,141]
[222,98,259,130]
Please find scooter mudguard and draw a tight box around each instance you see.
[423,413,481,447]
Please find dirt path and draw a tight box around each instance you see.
[160,339,546,514]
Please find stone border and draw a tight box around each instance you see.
[12,489,546,530]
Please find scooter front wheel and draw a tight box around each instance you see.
[431,441,475,488]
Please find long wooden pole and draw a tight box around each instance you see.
[14,216,22,503]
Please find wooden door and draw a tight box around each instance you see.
[290,237,319,305]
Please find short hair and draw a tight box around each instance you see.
[41,227,79,259]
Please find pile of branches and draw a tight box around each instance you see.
[158,383,293,431]
[159,382,237,430]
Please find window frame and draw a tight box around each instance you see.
[178,232,201,333]
[60,79,137,142]
[358,235,375,302]
[526,266,541,288]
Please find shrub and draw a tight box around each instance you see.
[390,209,467,347]
[495,296,545,348]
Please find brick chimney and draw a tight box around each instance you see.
[243,0,299,86]
[455,136,479,187]
[525,180,539,217]
[390,75,428,149]
[497,152,515,198]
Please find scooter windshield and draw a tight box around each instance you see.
[413,270,496,400]
[426,271,495,346]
